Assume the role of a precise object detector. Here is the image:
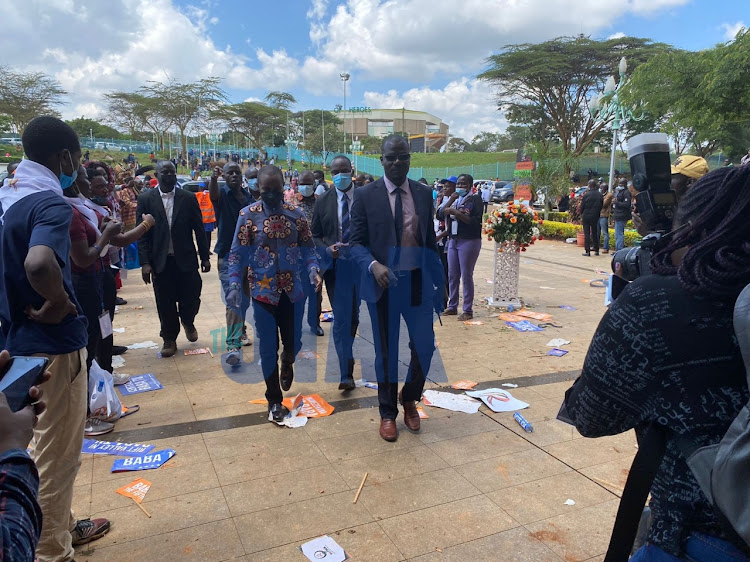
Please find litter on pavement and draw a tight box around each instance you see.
[465,388,529,413]
[546,338,571,347]
[300,535,347,562]
[565,499,576,506]
[506,320,543,332]
[118,374,163,395]
[111,449,176,473]
[501,383,519,388]
[126,340,160,350]
[423,390,481,414]
[451,380,478,390]
[355,379,378,389]
[270,394,308,428]
[547,348,569,357]
[82,439,154,456]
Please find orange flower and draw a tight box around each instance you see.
[510,217,517,224]
[520,207,527,214]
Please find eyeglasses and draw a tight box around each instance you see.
[382,153,411,162]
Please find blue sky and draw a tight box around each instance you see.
[2,0,746,139]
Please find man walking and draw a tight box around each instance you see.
[612,177,632,250]
[350,135,444,442]
[226,166,321,421]
[297,170,324,336]
[598,182,614,254]
[137,161,210,357]
[210,162,254,365]
[0,116,110,561]
[311,156,360,390]
[579,179,603,256]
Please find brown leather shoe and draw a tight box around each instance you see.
[399,390,421,432]
[161,340,177,357]
[182,323,198,342]
[379,418,398,442]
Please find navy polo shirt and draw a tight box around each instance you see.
[213,185,253,258]
[0,192,88,355]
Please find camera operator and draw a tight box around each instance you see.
[632,155,708,237]
[563,166,750,560]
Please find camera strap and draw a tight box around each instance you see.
[604,424,667,561]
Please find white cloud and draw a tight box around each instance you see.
[607,32,626,40]
[363,78,507,140]
[721,21,746,40]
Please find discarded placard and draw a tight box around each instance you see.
[300,535,347,562]
[546,338,571,347]
[355,379,378,389]
[464,320,484,326]
[271,394,308,428]
[516,310,552,322]
[506,320,543,332]
[116,478,152,503]
[118,374,163,395]
[451,380,478,390]
[127,340,160,350]
[282,394,334,418]
[417,407,429,419]
[497,313,525,322]
[298,350,319,360]
[82,439,154,456]
[558,305,577,311]
[547,348,568,357]
[465,388,529,413]
[111,449,176,472]
[184,348,211,356]
[422,390,481,414]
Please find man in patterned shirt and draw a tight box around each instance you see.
[226,166,322,421]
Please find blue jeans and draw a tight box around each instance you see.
[630,533,750,561]
[615,220,626,251]
[598,217,610,250]
[218,256,250,350]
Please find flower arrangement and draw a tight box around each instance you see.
[483,203,543,253]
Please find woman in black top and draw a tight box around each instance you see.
[436,173,484,320]
[565,166,750,560]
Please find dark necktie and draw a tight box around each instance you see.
[341,193,350,244]
[394,187,403,247]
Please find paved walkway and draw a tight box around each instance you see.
[73,238,634,562]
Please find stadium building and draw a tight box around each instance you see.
[335,107,449,152]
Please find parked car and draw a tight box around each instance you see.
[490,181,514,203]
[0,137,21,145]
[571,186,588,198]
[179,179,225,192]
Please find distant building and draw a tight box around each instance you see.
[335,107,449,152]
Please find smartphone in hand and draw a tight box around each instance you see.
[0,356,49,412]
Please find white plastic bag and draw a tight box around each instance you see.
[88,360,122,422]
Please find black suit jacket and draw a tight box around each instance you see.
[136,187,209,274]
[311,186,345,272]
[350,177,443,303]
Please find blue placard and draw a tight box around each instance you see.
[82,439,155,456]
[118,374,163,395]
[506,320,543,332]
[547,348,569,357]
[559,305,577,311]
[111,449,176,472]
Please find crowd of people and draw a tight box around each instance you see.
[0,115,749,561]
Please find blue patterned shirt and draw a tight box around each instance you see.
[0,450,42,560]
[227,201,319,305]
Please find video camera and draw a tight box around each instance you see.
[610,133,677,298]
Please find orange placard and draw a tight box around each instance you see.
[281,394,334,418]
[417,407,429,419]
[515,161,535,171]
[451,380,478,390]
[515,185,532,201]
[464,320,484,326]
[249,399,268,405]
[116,478,152,503]
[497,313,525,322]
[516,310,552,322]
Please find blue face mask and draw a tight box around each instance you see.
[455,188,467,197]
[247,178,259,191]
[59,153,78,190]
[333,173,352,191]
[298,184,314,197]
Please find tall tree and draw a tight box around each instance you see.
[478,36,668,161]
[104,91,172,150]
[300,111,342,162]
[210,101,286,159]
[66,117,122,140]
[0,67,67,134]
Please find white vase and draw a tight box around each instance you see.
[488,241,522,308]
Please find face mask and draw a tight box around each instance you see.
[298,184,314,197]
[616,185,625,191]
[59,152,78,190]
[247,178,259,191]
[333,173,353,191]
[261,190,282,209]
[455,188,467,197]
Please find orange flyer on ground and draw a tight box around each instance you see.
[464,320,484,326]
[115,478,152,503]
[451,380,478,390]
[497,313,525,322]
[417,407,429,419]
[281,394,334,418]
[516,310,552,322]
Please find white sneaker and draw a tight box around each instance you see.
[239,334,252,347]
[85,418,115,436]
[226,348,242,366]
[111,372,131,385]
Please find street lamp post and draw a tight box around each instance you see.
[340,73,350,153]
[588,57,643,193]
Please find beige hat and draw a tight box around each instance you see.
[671,155,709,179]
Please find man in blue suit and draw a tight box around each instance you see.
[350,135,444,442]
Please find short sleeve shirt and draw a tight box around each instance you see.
[0,192,88,355]
[69,207,101,275]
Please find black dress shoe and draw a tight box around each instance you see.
[582,252,591,257]
[280,362,294,391]
[112,345,128,356]
[115,296,127,305]
[311,326,324,336]
[338,377,356,391]
[269,403,289,422]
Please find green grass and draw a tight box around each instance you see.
[409,151,517,167]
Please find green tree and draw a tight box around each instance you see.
[210,102,286,159]
[446,137,471,152]
[66,117,122,140]
[0,67,67,134]
[478,36,668,163]
[471,131,504,152]
[104,91,172,150]
[300,111,342,162]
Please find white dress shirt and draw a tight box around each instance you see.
[336,186,352,242]
[159,186,175,255]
